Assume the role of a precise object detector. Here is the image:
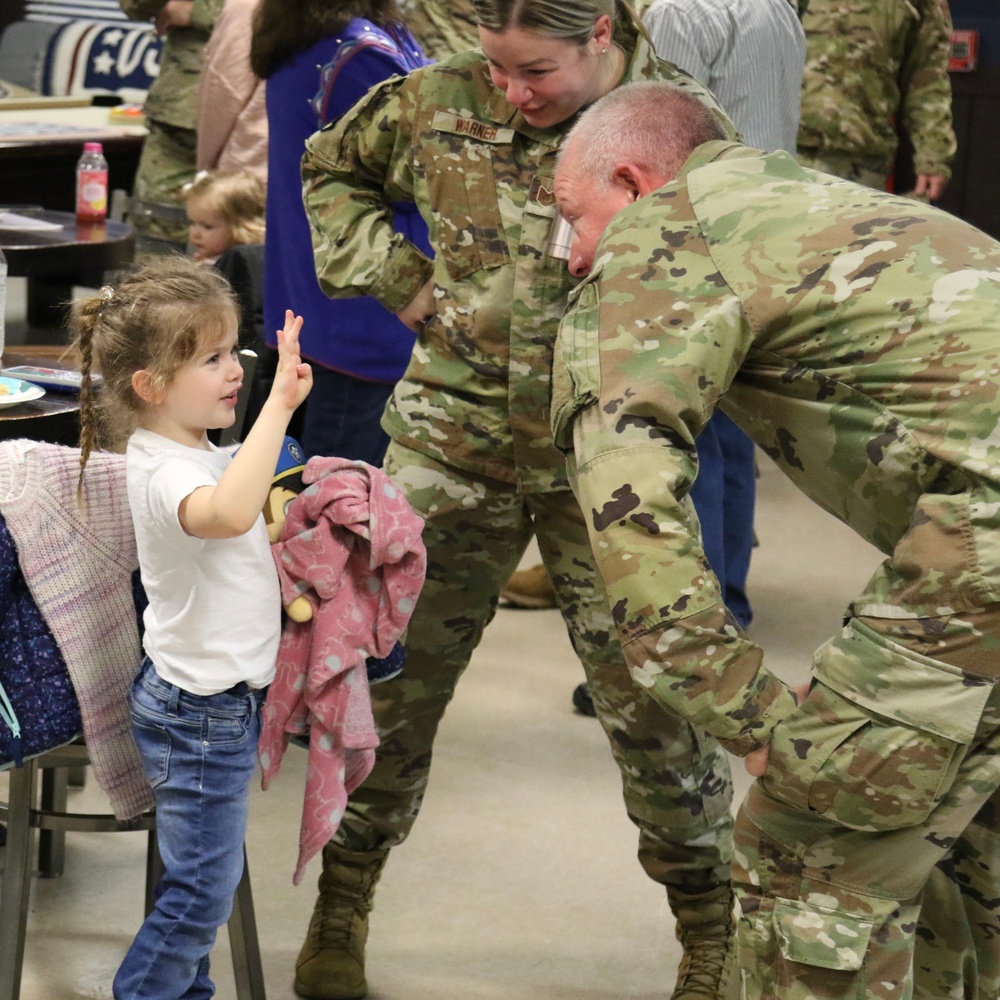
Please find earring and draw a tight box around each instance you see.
[601,47,609,54]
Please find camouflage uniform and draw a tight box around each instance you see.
[401,0,479,61]
[120,0,223,241]
[551,141,1000,998]
[301,22,741,902]
[797,0,956,190]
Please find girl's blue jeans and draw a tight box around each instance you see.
[113,657,264,1000]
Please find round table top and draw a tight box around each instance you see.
[0,207,134,278]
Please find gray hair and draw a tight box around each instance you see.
[473,0,635,44]
[565,81,728,188]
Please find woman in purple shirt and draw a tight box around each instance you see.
[250,0,430,463]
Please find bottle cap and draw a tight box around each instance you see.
[83,141,103,152]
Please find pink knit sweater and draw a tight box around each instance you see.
[0,441,153,819]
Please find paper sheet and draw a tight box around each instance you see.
[0,211,65,231]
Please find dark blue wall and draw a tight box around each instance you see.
[950,0,1000,67]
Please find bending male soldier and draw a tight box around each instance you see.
[551,80,1000,1000]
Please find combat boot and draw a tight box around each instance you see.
[666,881,740,1000]
[499,563,557,608]
[294,843,390,1000]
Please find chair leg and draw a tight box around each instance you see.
[0,761,40,1000]
[228,845,266,1000]
[38,766,68,877]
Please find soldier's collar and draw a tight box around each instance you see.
[676,140,749,181]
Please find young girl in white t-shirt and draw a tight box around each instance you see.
[73,254,311,1000]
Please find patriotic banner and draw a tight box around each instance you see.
[42,19,160,100]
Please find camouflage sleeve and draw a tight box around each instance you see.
[118,0,163,20]
[553,213,797,756]
[118,0,220,33]
[301,75,434,314]
[403,0,480,62]
[190,0,224,32]
[898,0,956,179]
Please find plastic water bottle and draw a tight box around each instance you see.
[76,142,109,223]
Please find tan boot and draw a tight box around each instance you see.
[667,882,740,1000]
[294,844,390,1000]
[499,563,557,609]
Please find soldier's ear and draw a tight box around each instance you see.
[611,164,640,202]
[613,162,674,200]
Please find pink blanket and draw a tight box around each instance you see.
[258,458,425,883]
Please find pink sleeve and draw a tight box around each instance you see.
[195,0,262,173]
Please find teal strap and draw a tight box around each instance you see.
[0,679,23,768]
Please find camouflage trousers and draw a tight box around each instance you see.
[795,150,890,193]
[334,442,735,891]
[735,611,1000,999]
[127,119,196,243]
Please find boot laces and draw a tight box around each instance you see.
[672,933,730,997]
[312,867,378,948]
[315,905,358,948]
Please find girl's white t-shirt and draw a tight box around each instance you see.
[126,428,280,695]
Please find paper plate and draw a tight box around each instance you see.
[0,376,46,409]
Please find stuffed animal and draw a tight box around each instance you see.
[262,437,313,623]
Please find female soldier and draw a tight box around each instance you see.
[297,4,740,999]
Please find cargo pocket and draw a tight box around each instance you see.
[762,618,993,832]
[774,897,872,972]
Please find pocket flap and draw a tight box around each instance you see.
[774,898,873,972]
[814,618,994,744]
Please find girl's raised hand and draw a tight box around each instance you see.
[273,310,312,410]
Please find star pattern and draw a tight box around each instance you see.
[92,49,115,75]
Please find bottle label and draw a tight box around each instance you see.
[77,168,109,219]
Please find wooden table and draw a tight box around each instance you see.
[0,345,82,445]
[1,207,134,334]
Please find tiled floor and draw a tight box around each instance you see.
[1,442,883,1000]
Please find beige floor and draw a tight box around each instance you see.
[1,451,884,1000]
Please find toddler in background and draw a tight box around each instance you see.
[184,168,266,265]
[186,168,270,426]
[73,254,311,1000]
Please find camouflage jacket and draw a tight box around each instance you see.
[119,0,223,129]
[552,142,1000,755]
[401,0,479,62]
[797,0,955,179]
[302,19,736,491]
